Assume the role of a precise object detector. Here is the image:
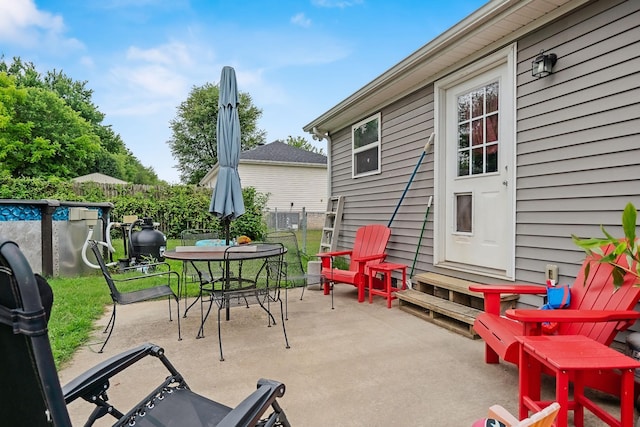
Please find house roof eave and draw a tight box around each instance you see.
[240,159,327,168]
[303,0,589,135]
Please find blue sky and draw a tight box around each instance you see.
[1,0,487,183]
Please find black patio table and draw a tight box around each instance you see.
[164,243,287,320]
[165,243,289,360]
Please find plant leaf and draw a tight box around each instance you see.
[599,252,617,264]
[612,266,625,289]
[571,235,612,251]
[614,241,628,257]
[622,202,637,243]
[582,262,590,287]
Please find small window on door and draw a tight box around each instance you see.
[352,113,381,178]
[457,82,499,177]
[455,193,473,233]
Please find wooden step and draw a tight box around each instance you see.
[396,272,519,339]
[411,272,518,312]
[397,289,482,339]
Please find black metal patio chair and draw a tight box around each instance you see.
[0,237,290,427]
[89,239,181,353]
[180,229,223,311]
[199,243,290,361]
[265,230,321,320]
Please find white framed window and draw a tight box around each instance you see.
[352,113,381,178]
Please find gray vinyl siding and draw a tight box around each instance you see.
[327,0,639,290]
[330,86,438,272]
[514,0,640,286]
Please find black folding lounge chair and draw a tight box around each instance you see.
[0,237,291,427]
[89,239,182,353]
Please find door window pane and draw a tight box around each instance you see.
[472,90,484,117]
[458,93,470,121]
[486,144,498,173]
[486,82,499,113]
[456,81,500,177]
[456,194,472,233]
[472,147,483,175]
[472,119,483,146]
[458,151,469,176]
[486,114,498,142]
[458,123,469,149]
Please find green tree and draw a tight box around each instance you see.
[285,135,325,155]
[0,56,160,184]
[0,73,32,178]
[8,84,101,178]
[0,56,43,88]
[168,83,266,184]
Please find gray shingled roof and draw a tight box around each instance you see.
[240,140,326,165]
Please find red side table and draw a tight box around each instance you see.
[516,335,640,427]
[367,263,407,308]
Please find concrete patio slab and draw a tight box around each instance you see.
[58,285,628,426]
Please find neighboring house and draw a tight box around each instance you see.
[72,173,128,184]
[303,0,639,291]
[200,140,328,215]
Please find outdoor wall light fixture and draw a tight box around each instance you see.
[532,50,557,78]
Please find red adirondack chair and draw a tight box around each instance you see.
[470,243,640,399]
[317,224,391,303]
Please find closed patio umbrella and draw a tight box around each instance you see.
[209,66,245,244]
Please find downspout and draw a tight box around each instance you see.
[311,127,332,197]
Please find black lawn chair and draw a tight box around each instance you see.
[0,237,291,427]
[89,239,182,353]
[180,229,223,308]
[199,244,290,361]
[264,231,320,320]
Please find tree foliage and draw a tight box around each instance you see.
[11,85,100,178]
[285,135,325,155]
[0,56,159,183]
[168,82,266,185]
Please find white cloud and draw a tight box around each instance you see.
[0,0,82,52]
[291,13,311,28]
[110,63,189,101]
[311,0,363,8]
[126,41,194,67]
[100,40,210,119]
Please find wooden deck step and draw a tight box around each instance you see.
[397,289,482,339]
[396,272,519,339]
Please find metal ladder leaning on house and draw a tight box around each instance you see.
[319,196,344,253]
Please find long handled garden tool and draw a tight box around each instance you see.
[387,132,434,228]
[407,195,432,288]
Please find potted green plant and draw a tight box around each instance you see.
[572,202,640,289]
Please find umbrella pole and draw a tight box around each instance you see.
[224,217,231,320]
[224,218,231,245]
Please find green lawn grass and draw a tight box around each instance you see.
[46,229,321,368]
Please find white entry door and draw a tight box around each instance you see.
[435,48,515,279]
